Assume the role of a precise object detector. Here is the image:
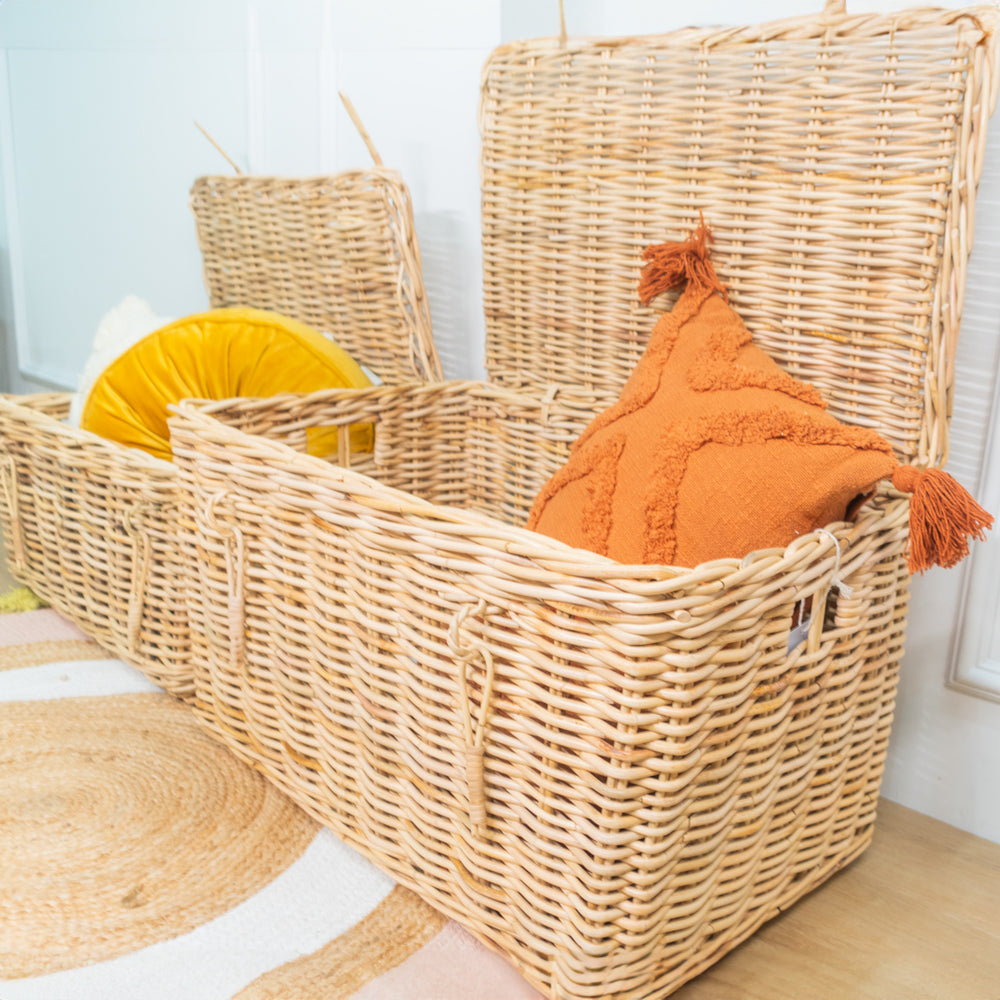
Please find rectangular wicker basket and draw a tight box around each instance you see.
[0,165,438,698]
[169,5,997,999]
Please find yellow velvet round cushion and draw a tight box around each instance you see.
[81,307,373,461]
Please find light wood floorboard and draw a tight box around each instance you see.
[674,798,999,998]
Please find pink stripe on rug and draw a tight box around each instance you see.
[350,921,544,1000]
[0,609,91,647]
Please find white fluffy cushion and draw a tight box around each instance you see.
[68,296,174,426]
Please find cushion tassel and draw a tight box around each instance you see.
[638,219,727,305]
[891,465,994,573]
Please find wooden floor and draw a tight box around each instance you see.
[1,540,998,998]
[671,802,1000,998]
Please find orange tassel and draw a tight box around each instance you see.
[892,465,994,573]
[638,219,728,305]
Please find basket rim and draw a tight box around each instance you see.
[485,4,999,60]
[170,389,906,605]
[0,393,176,478]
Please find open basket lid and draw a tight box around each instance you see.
[479,2,999,468]
[190,167,442,384]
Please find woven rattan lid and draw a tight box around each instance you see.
[479,5,999,467]
[190,168,442,384]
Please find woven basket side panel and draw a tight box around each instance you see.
[195,383,592,523]
[495,500,910,998]
[190,170,442,384]
[171,401,911,1000]
[0,395,191,699]
[480,12,997,466]
[367,388,592,519]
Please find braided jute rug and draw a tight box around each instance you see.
[0,608,541,999]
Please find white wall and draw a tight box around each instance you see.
[0,0,499,389]
[2,0,998,841]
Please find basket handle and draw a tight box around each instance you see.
[204,493,247,674]
[0,454,27,573]
[823,0,846,14]
[447,599,498,837]
[122,504,153,656]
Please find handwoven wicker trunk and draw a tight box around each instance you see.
[0,167,438,698]
[168,5,998,998]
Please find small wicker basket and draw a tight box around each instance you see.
[169,5,997,998]
[0,164,439,698]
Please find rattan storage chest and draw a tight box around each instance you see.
[167,5,998,998]
[0,167,438,697]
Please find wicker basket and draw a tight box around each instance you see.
[0,166,439,698]
[169,5,997,998]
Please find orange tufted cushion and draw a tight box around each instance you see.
[528,225,991,572]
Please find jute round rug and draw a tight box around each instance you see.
[0,691,318,977]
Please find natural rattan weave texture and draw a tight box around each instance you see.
[169,6,997,999]
[480,6,996,468]
[171,385,910,1000]
[0,167,433,699]
[190,170,442,384]
[0,394,186,691]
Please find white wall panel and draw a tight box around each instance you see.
[332,0,499,50]
[0,0,499,388]
[337,46,490,379]
[0,0,321,50]
[4,47,245,385]
[249,51,323,175]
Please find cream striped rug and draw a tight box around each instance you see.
[0,608,542,999]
